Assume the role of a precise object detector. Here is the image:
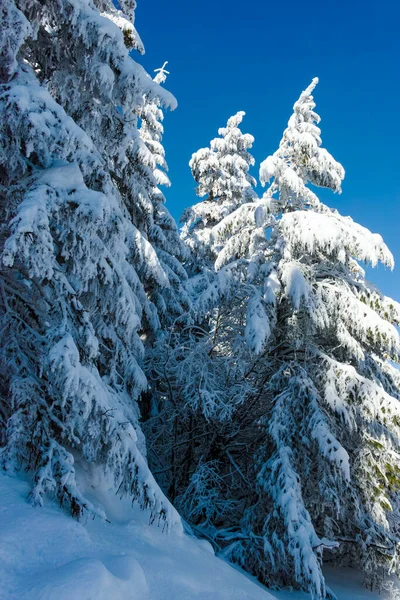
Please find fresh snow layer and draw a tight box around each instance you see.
[0,472,398,600]
[0,472,273,600]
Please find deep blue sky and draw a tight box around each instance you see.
[136,0,399,300]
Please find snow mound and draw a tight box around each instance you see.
[25,555,147,600]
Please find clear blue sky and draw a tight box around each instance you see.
[136,0,400,301]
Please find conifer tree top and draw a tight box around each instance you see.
[189,110,257,205]
[260,78,344,211]
[181,111,258,270]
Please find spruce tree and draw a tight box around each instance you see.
[0,0,181,526]
[145,112,260,526]
[179,110,264,417]
[139,62,191,327]
[181,111,277,354]
[182,110,257,276]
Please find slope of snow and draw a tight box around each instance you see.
[0,472,273,600]
[0,471,398,600]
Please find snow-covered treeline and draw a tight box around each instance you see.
[0,2,399,599]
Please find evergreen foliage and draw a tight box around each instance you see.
[175,78,400,597]
[0,0,181,527]
[1,6,399,598]
[139,61,191,327]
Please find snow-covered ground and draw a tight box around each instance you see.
[0,472,398,600]
[0,472,274,600]
[274,567,399,600]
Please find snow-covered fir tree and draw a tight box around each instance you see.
[180,110,277,354]
[138,61,191,327]
[0,0,182,527]
[181,110,257,270]
[144,112,262,527]
[217,78,400,597]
